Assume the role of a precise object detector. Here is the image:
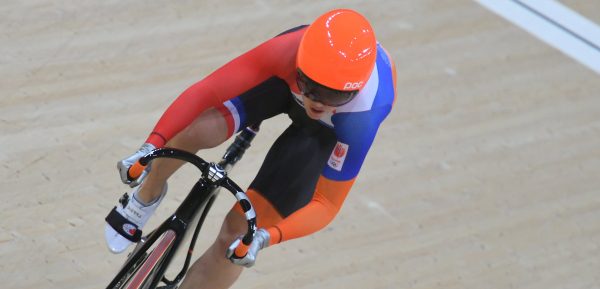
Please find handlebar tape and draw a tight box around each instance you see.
[234,242,250,258]
[127,161,147,181]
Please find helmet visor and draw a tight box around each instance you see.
[296,69,359,107]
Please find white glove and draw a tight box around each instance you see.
[226,228,270,268]
[117,143,156,187]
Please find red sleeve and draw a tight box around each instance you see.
[145,31,302,147]
[266,176,356,245]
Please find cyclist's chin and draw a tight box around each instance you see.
[303,98,334,119]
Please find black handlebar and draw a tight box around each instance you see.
[136,148,257,249]
[138,148,207,171]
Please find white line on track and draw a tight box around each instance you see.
[476,0,600,75]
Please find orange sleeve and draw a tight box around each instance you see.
[266,176,356,245]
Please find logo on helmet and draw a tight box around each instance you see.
[343,81,364,90]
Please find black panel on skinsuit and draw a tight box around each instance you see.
[249,101,337,217]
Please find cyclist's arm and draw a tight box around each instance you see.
[264,45,397,244]
[266,176,355,244]
[145,32,299,147]
[266,107,393,244]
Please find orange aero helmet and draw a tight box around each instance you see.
[297,9,377,92]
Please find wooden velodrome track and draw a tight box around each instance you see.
[1,1,599,288]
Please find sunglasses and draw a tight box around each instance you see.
[296,69,359,107]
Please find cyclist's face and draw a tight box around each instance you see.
[302,95,336,120]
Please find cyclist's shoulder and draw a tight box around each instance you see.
[262,25,306,48]
[275,25,308,38]
[333,63,394,119]
[376,43,395,71]
[239,25,305,77]
[328,82,394,137]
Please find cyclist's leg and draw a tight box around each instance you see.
[179,190,283,289]
[179,209,246,289]
[136,107,229,203]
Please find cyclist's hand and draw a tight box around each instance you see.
[226,228,270,268]
[117,143,156,187]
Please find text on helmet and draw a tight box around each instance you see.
[343,81,364,90]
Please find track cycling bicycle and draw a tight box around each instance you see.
[106,123,261,289]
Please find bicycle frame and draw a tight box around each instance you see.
[106,124,260,289]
